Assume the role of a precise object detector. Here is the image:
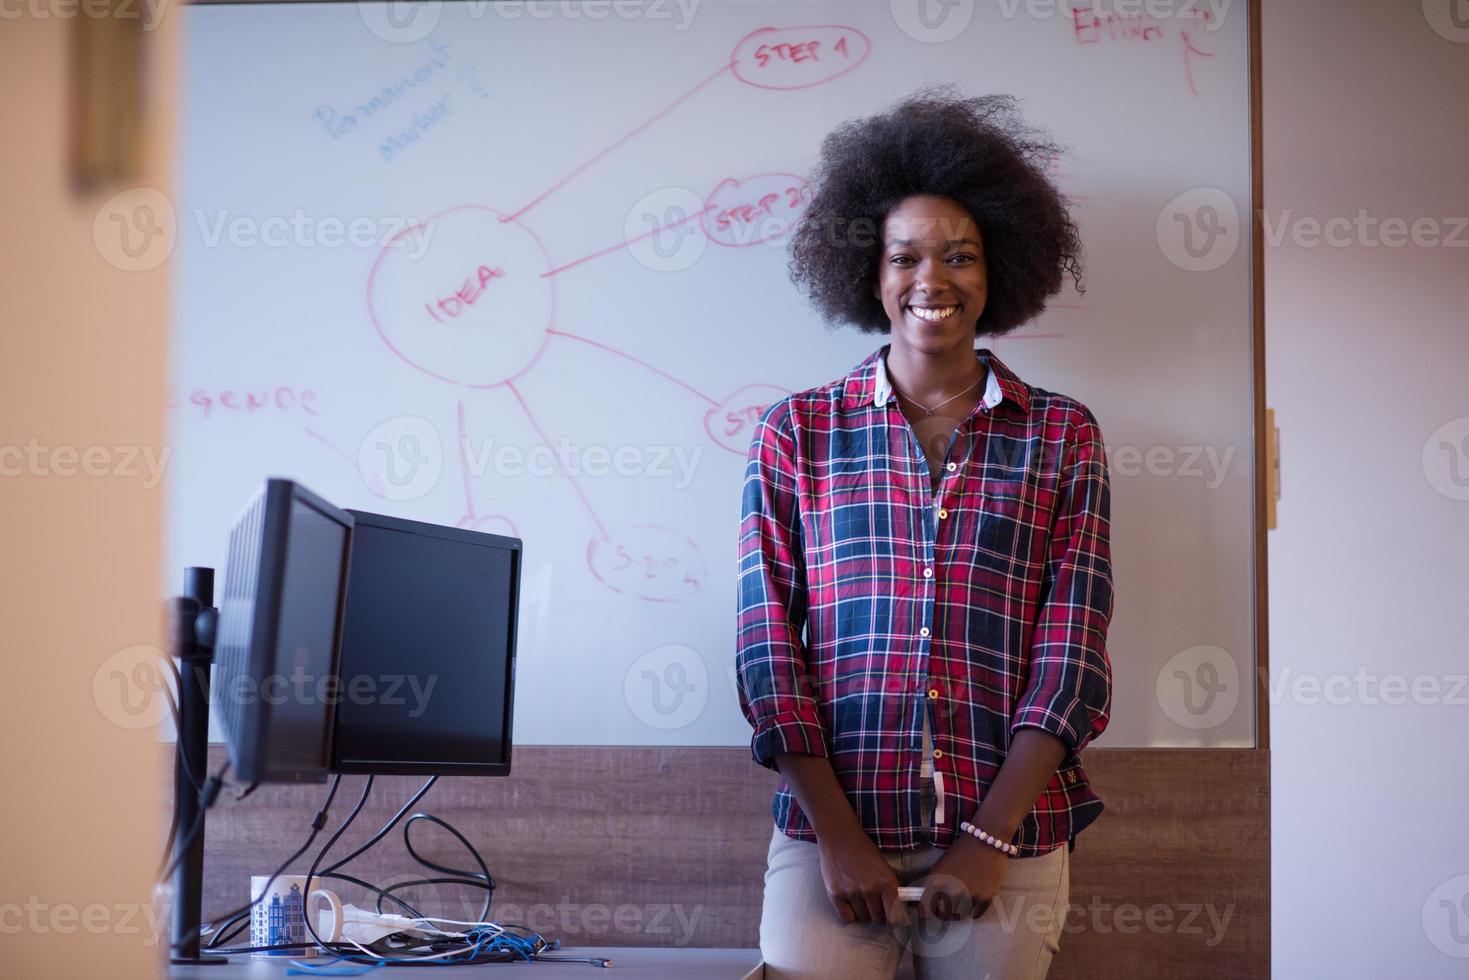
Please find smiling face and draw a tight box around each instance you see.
[873,195,988,356]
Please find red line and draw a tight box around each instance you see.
[501,62,735,223]
[304,427,353,464]
[1181,30,1214,96]
[456,399,476,520]
[542,203,720,278]
[548,328,719,407]
[504,379,609,540]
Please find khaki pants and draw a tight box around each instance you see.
[758,826,1069,980]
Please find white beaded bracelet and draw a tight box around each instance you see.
[959,820,1019,856]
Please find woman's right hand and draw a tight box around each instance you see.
[816,824,909,926]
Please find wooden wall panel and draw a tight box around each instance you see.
[186,746,1266,976]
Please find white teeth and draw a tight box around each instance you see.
[910,306,958,322]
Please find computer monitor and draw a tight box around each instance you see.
[213,479,354,784]
[331,511,520,776]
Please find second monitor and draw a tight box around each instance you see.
[332,511,521,776]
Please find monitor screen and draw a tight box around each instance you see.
[332,513,520,775]
[214,479,352,784]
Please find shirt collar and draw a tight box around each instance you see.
[841,344,1032,416]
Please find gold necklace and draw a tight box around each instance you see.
[890,370,985,417]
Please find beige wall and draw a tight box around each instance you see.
[0,9,176,979]
[1264,1,1469,976]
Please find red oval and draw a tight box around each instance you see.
[731,25,871,91]
[704,384,794,455]
[587,526,706,603]
[700,174,810,248]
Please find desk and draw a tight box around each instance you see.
[170,949,763,978]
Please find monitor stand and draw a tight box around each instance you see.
[167,566,227,965]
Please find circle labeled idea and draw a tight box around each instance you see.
[367,205,555,387]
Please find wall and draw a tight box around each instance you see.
[0,8,177,978]
[1263,1,1469,976]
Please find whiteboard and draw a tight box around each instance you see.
[170,0,1257,747]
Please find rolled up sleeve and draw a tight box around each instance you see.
[735,403,827,769]
[1011,406,1114,756]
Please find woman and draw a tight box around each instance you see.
[735,88,1114,979]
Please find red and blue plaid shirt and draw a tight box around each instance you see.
[736,344,1113,855]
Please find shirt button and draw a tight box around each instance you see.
[946,462,957,472]
[920,627,930,637]
[933,749,944,760]
[923,567,933,579]
[938,508,949,520]
[927,689,939,700]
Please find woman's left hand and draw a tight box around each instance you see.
[919,833,1009,920]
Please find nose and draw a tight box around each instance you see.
[914,257,952,295]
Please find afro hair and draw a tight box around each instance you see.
[788,85,1085,337]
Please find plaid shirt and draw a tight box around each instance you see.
[736,344,1113,855]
